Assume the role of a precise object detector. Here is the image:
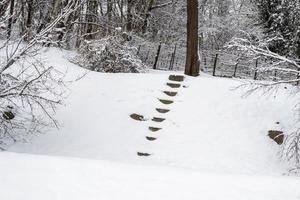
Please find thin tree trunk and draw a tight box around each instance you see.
[7,0,15,39]
[169,44,177,70]
[25,0,33,40]
[126,0,133,31]
[141,0,155,33]
[85,0,98,39]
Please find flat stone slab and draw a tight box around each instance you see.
[149,127,162,132]
[156,108,170,113]
[163,91,177,97]
[158,99,174,105]
[146,136,157,141]
[268,130,284,145]
[152,117,166,122]
[167,83,181,88]
[137,152,151,156]
[130,113,146,121]
[169,75,185,82]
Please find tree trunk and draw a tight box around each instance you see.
[85,0,98,39]
[7,0,15,39]
[25,0,33,40]
[141,0,155,33]
[126,0,133,31]
[185,0,200,77]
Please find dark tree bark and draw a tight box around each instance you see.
[7,0,15,38]
[185,0,200,77]
[153,42,161,70]
[126,0,133,31]
[25,0,33,40]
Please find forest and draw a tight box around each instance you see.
[0,0,300,199]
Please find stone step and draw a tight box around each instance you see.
[137,152,151,156]
[169,75,185,82]
[152,117,166,122]
[149,127,162,132]
[167,82,181,88]
[146,136,157,141]
[158,99,174,105]
[268,130,284,145]
[156,108,170,113]
[130,113,146,121]
[163,91,177,97]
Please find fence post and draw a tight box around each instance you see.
[273,69,277,81]
[203,52,207,66]
[212,53,218,76]
[153,43,162,70]
[254,58,259,80]
[169,44,177,70]
[233,62,238,78]
[297,68,300,85]
[136,45,141,55]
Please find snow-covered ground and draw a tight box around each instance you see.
[1,48,300,199]
[1,152,300,200]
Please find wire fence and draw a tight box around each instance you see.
[137,43,299,84]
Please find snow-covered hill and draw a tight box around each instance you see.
[2,48,300,199]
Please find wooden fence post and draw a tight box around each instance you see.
[136,45,141,55]
[273,69,277,81]
[233,62,238,78]
[297,68,300,85]
[254,58,259,80]
[203,52,207,66]
[169,44,177,70]
[153,43,162,70]
[212,53,218,76]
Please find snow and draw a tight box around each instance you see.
[1,47,300,199]
[1,152,300,200]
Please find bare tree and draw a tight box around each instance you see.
[0,0,83,149]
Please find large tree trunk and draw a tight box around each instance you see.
[185,0,200,76]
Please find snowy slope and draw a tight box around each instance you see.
[2,47,300,199]
[10,48,298,174]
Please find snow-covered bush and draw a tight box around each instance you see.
[73,34,146,73]
[282,129,300,175]
[0,63,65,150]
[228,35,300,174]
[0,3,78,150]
